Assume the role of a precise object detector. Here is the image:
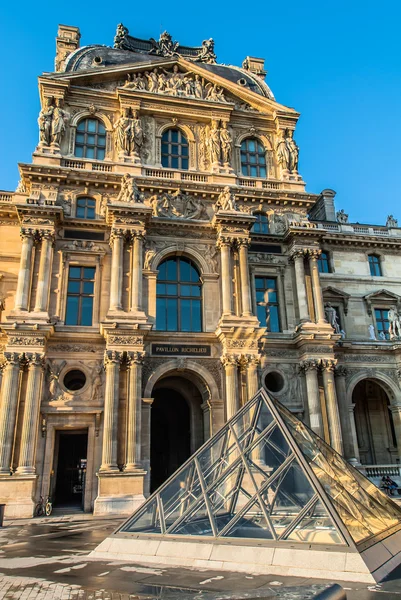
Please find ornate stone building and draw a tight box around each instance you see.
[1,24,401,518]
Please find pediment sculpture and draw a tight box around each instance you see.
[149,188,208,220]
[123,65,228,103]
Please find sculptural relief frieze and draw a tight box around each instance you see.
[149,188,208,220]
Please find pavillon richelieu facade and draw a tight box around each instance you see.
[1,24,401,518]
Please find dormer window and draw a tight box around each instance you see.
[161,129,189,170]
[240,138,267,178]
[75,118,106,160]
[76,197,96,219]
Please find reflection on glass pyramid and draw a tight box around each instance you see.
[92,390,401,582]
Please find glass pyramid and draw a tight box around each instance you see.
[119,389,401,548]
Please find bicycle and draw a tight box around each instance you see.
[34,495,52,517]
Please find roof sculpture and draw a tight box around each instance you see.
[92,389,401,582]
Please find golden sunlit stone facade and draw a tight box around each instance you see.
[1,24,401,518]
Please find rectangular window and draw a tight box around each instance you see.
[65,266,95,326]
[318,252,331,273]
[255,276,281,332]
[375,308,390,340]
[369,255,382,276]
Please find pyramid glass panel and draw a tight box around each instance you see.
[120,389,401,550]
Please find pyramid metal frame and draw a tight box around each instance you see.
[116,389,401,551]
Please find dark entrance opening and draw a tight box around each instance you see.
[53,431,88,508]
[151,388,190,492]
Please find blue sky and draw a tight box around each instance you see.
[0,0,400,224]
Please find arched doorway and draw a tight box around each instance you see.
[353,379,398,464]
[150,375,204,492]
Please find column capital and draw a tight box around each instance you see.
[20,228,36,241]
[104,350,123,366]
[335,365,348,378]
[25,352,46,370]
[389,403,401,414]
[320,358,337,372]
[127,350,145,366]
[37,229,55,243]
[246,355,260,367]
[129,229,146,242]
[3,352,23,367]
[289,248,308,261]
[306,248,322,260]
[216,235,233,249]
[299,358,320,373]
[142,397,154,406]
[236,237,251,248]
[221,353,239,368]
[109,228,125,247]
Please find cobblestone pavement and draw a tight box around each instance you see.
[0,514,401,599]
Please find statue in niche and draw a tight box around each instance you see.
[51,98,70,146]
[132,112,144,157]
[92,364,103,402]
[47,360,65,398]
[387,215,398,228]
[275,130,289,171]
[275,129,298,173]
[336,209,349,224]
[209,120,221,165]
[220,122,232,165]
[324,303,341,333]
[215,186,237,212]
[117,173,141,203]
[114,107,133,155]
[38,97,54,145]
[286,130,299,172]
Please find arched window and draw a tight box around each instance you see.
[75,118,106,160]
[76,197,96,219]
[161,129,189,170]
[156,257,202,332]
[252,213,269,234]
[368,254,382,276]
[240,138,267,177]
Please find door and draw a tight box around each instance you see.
[53,431,88,508]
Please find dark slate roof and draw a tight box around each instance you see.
[63,45,275,100]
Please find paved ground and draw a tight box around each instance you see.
[0,514,401,599]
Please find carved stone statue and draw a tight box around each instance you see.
[388,306,401,339]
[215,186,237,212]
[336,209,349,224]
[257,289,271,329]
[92,364,103,402]
[275,129,298,173]
[386,215,398,228]
[324,303,341,333]
[209,121,221,165]
[150,31,179,57]
[47,360,65,397]
[114,108,133,155]
[132,112,144,157]
[368,324,377,340]
[114,23,129,49]
[220,122,232,165]
[196,38,217,64]
[38,97,54,146]
[275,130,290,171]
[286,130,299,173]
[51,98,70,146]
[117,173,141,203]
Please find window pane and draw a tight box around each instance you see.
[84,267,95,279]
[75,133,85,143]
[161,155,169,168]
[191,286,201,297]
[87,134,96,145]
[69,267,81,278]
[192,300,201,332]
[67,281,80,293]
[167,298,178,331]
[248,140,256,151]
[181,299,191,332]
[241,165,248,176]
[81,297,93,326]
[181,158,188,170]
[86,147,95,159]
[166,260,177,281]
[65,296,79,325]
[158,262,166,279]
[250,166,257,177]
[76,207,85,218]
[98,123,106,134]
[157,283,166,294]
[77,121,85,132]
[172,157,179,169]
[172,130,178,143]
[156,298,166,330]
[162,131,169,142]
[167,284,177,295]
[75,146,83,157]
[181,284,191,296]
[86,208,95,219]
[87,119,97,133]
[83,281,94,294]
[259,167,267,177]
[181,145,188,156]
[180,260,191,281]
[270,306,280,332]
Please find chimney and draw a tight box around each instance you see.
[242,56,267,79]
[55,25,81,72]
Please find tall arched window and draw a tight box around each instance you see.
[240,138,267,177]
[161,129,189,170]
[75,118,106,160]
[156,257,202,331]
[252,213,269,234]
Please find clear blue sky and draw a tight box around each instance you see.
[0,0,400,224]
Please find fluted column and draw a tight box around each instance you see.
[218,238,233,316]
[237,239,252,317]
[109,230,124,312]
[15,230,35,311]
[222,354,239,419]
[334,366,354,459]
[16,353,44,474]
[100,351,122,471]
[130,231,144,312]
[141,397,154,496]
[308,249,326,324]
[300,359,324,437]
[125,351,145,471]
[321,359,343,454]
[0,353,22,473]
[291,249,310,323]
[247,356,260,401]
[389,403,401,463]
[34,231,54,312]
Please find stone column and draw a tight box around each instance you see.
[16,353,44,474]
[109,230,124,312]
[34,231,54,312]
[100,351,122,471]
[291,250,310,323]
[389,403,401,463]
[237,239,252,317]
[348,403,360,462]
[141,397,154,496]
[247,356,260,401]
[334,366,354,459]
[0,353,21,473]
[308,249,326,324]
[15,230,35,311]
[321,359,344,454]
[222,355,239,419]
[125,351,145,471]
[218,238,233,316]
[130,231,144,312]
[300,360,324,437]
